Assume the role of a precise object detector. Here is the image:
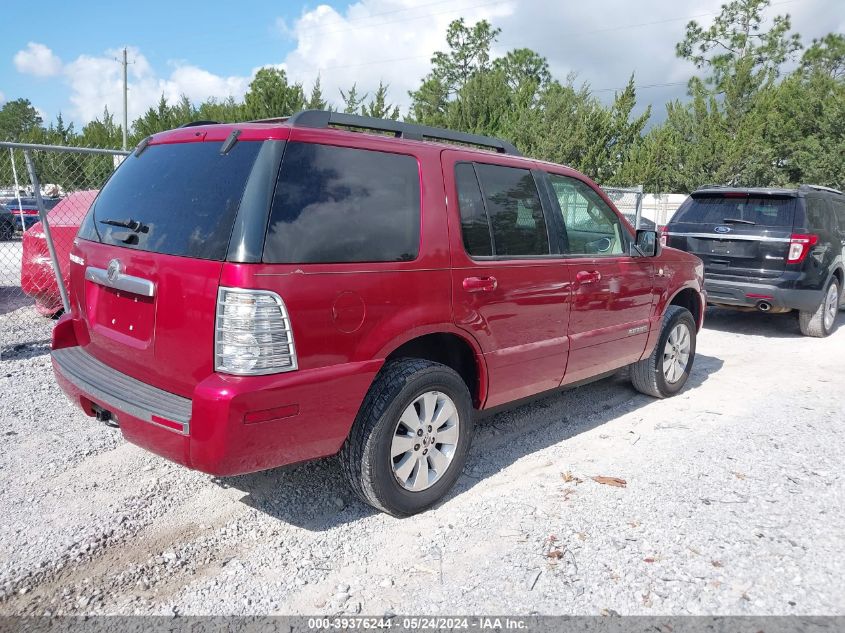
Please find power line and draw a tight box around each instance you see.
[294,0,513,38]
[291,0,800,75]
[294,0,488,32]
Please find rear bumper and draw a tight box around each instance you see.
[51,319,381,476]
[705,277,824,312]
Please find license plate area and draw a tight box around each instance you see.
[85,281,156,345]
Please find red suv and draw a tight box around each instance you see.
[51,111,705,516]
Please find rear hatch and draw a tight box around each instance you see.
[69,134,263,397]
[667,191,797,279]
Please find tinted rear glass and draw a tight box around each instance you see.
[673,194,796,228]
[263,142,420,264]
[81,141,261,260]
[474,163,549,256]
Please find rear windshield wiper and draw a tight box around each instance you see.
[98,217,147,233]
[722,218,756,225]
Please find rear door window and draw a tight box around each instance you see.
[82,140,261,260]
[263,142,420,264]
[673,195,796,227]
[471,163,549,257]
[455,163,493,257]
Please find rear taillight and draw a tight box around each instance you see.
[214,287,297,375]
[658,225,668,247]
[787,234,818,264]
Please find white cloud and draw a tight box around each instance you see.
[63,47,253,124]
[14,42,63,77]
[0,91,5,103]
[280,0,517,111]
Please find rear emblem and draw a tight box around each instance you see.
[714,226,732,234]
[106,259,122,283]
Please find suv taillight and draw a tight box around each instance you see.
[215,287,297,375]
[787,234,818,264]
[658,225,668,247]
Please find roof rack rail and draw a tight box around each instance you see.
[179,120,219,128]
[799,184,843,195]
[287,109,521,156]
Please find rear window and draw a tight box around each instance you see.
[673,194,796,228]
[80,140,261,260]
[263,142,420,264]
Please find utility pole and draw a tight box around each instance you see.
[121,47,128,151]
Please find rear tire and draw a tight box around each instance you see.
[630,305,697,398]
[340,359,474,517]
[798,279,840,337]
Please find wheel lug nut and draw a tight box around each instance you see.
[427,425,432,432]
[414,444,420,451]
[417,429,423,436]
[422,448,428,455]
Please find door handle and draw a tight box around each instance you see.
[576,270,602,284]
[463,276,498,293]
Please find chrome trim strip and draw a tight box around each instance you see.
[52,347,191,435]
[666,232,791,243]
[85,266,156,297]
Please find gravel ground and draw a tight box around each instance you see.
[0,303,843,616]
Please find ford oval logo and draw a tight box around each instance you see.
[714,226,732,234]
[106,259,122,283]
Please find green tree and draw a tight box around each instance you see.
[340,83,366,114]
[800,33,845,79]
[361,81,400,119]
[306,75,328,110]
[243,68,305,119]
[0,98,44,141]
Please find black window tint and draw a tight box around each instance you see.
[455,163,492,256]
[88,141,261,260]
[263,143,420,263]
[474,164,549,256]
[673,195,796,227]
[830,199,845,233]
[805,196,837,236]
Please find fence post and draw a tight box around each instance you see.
[23,149,71,313]
[634,184,644,230]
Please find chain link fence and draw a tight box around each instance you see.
[601,185,649,229]
[0,142,128,364]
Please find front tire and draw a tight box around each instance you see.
[340,359,474,517]
[798,279,840,337]
[630,305,697,398]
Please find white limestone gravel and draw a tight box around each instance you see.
[0,304,843,616]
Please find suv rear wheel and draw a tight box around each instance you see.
[630,305,697,398]
[799,278,840,337]
[340,359,474,517]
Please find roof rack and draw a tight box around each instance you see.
[287,109,521,156]
[179,120,219,128]
[799,184,843,195]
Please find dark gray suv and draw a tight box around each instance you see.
[666,185,845,337]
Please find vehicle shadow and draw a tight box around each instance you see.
[0,338,51,360]
[219,352,724,530]
[702,306,845,339]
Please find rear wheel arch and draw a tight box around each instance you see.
[383,332,485,409]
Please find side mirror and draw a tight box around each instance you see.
[632,229,660,257]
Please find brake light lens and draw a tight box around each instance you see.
[658,225,668,247]
[787,234,818,264]
[214,287,297,375]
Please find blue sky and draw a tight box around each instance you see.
[2,0,843,129]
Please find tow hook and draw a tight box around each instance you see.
[92,405,119,428]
